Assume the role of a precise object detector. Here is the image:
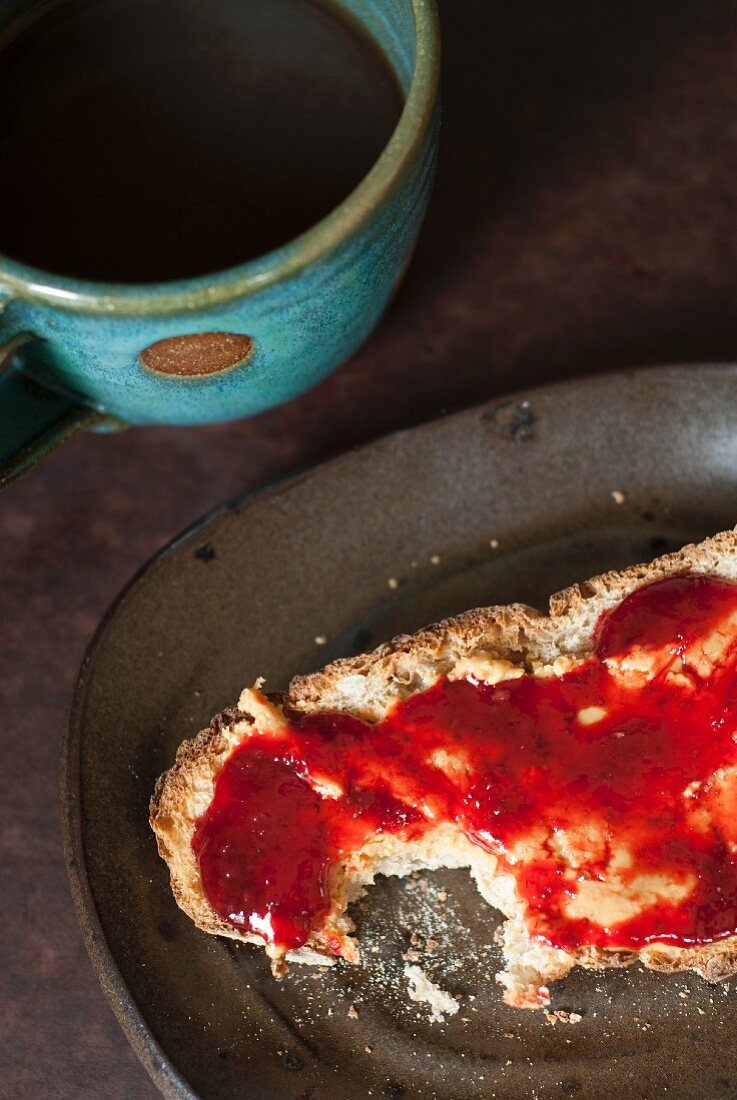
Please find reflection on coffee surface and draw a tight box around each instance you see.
[0,0,402,282]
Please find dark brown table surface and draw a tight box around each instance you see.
[5,2,737,1095]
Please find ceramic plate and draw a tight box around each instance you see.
[63,365,737,1100]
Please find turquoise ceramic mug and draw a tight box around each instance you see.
[0,0,439,486]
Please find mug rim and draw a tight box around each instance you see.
[0,0,440,317]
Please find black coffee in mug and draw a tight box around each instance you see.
[0,0,403,282]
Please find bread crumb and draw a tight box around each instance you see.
[489,539,500,549]
[430,555,441,565]
[347,1004,359,1019]
[364,1045,373,1054]
[544,1010,583,1025]
[404,964,460,1023]
[611,490,626,504]
[388,577,399,590]
[314,635,327,646]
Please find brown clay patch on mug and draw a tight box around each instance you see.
[140,332,254,378]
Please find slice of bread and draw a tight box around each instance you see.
[151,528,737,1009]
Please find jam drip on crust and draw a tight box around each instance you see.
[192,575,737,956]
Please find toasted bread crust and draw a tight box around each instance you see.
[288,529,737,720]
[151,528,737,1004]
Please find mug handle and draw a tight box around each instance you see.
[0,347,104,488]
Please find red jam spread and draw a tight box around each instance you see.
[192,575,737,956]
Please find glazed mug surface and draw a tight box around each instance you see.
[0,0,439,484]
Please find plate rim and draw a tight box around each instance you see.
[61,362,737,1099]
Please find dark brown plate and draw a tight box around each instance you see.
[63,365,737,1100]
